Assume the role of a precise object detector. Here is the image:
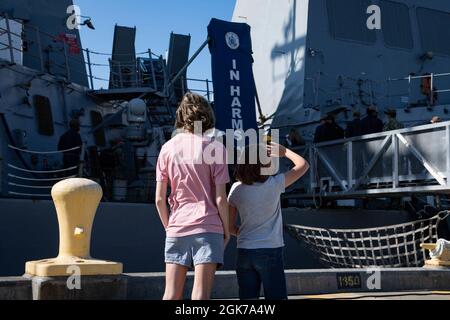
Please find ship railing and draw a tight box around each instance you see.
[5,143,86,199]
[106,54,168,94]
[0,15,151,91]
[303,70,450,112]
[387,72,450,108]
[0,13,212,98]
[284,121,450,203]
[0,13,92,86]
[84,152,158,203]
[185,77,214,102]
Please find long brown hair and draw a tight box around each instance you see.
[234,145,270,185]
[175,92,215,133]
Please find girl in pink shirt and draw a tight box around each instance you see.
[155,93,230,300]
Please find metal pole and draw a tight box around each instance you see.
[63,43,71,81]
[309,146,316,191]
[35,26,45,72]
[134,59,139,87]
[392,134,399,189]
[253,75,264,124]
[347,141,353,189]
[161,55,169,96]
[167,37,209,93]
[408,75,412,106]
[118,61,123,88]
[85,49,94,90]
[148,49,157,90]
[447,125,450,186]
[4,14,15,63]
[181,75,185,95]
[206,79,210,102]
[78,142,86,178]
[60,84,69,126]
[430,73,434,106]
[109,58,114,88]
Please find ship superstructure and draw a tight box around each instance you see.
[0,0,213,202]
[234,0,450,137]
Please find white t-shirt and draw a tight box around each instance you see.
[228,174,286,249]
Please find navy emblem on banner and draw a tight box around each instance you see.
[225,32,240,50]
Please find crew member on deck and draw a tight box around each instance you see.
[383,108,404,132]
[361,106,383,135]
[57,118,82,171]
[345,111,362,138]
[314,115,344,143]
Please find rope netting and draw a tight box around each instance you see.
[285,211,449,268]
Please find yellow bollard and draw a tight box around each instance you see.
[25,178,123,277]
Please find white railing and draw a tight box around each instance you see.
[387,73,450,108]
[6,143,85,198]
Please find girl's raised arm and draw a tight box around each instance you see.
[268,142,310,188]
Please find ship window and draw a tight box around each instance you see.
[380,1,413,50]
[90,111,106,147]
[326,0,376,44]
[417,8,450,56]
[33,95,54,136]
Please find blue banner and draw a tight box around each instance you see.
[207,18,258,133]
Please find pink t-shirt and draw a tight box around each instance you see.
[156,132,230,237]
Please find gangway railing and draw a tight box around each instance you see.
[5,143,85,198]
[285,121,450,200]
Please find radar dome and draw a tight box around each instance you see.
[127,98,147,123]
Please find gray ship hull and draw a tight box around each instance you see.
[0,198,422,277]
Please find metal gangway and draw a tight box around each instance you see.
[285,121,450,200]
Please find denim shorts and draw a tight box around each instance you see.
[165,233,224,268]
[236,247,287,300]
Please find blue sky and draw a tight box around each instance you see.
[74,0,236,89]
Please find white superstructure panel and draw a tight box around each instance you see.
[233,0,310,127]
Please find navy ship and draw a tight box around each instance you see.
[0,0,449,276]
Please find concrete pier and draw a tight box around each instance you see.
[1,268,450,300]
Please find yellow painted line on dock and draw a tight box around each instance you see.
[297,291,450,300]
